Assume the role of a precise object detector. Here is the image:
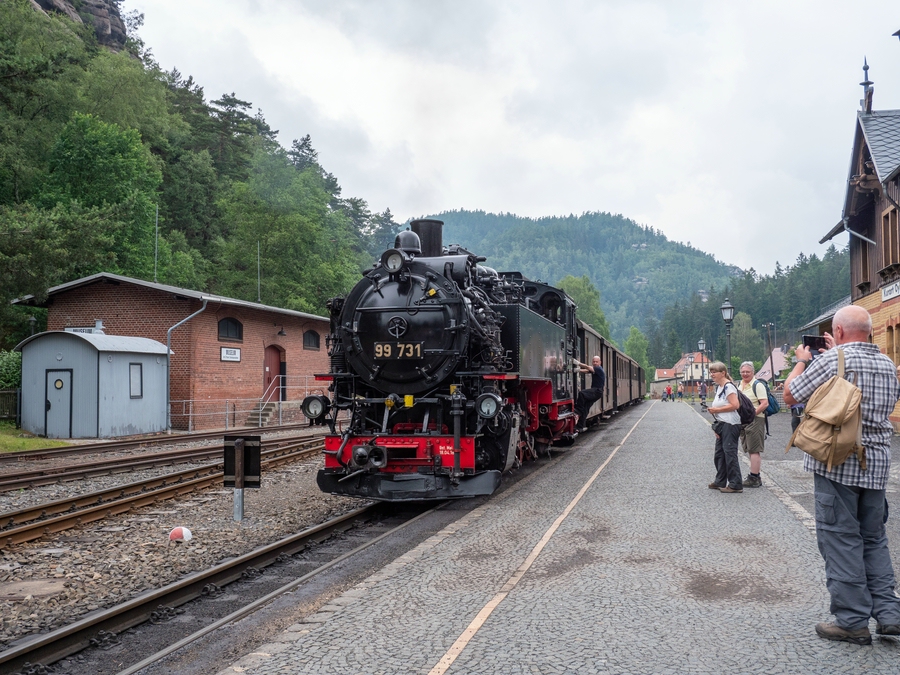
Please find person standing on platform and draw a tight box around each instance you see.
[706,361,743,493]
[784,305,900,645]
[738,362,767,488]
[665,384,673,402]
[574,356,605,431]
[699,380,708,405]
[677,383,684,400]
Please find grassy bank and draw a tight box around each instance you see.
[0,421,69,453]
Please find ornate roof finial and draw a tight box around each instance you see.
[860,58,874,113]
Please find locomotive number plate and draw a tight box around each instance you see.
[374,342,424,359]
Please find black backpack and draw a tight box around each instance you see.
[736,387,757,426]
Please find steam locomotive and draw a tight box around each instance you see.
[301,219,645,501]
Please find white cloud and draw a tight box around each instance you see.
[129,0,900,273]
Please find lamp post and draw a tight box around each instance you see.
[687,352,695,401]
[698,338,707,381]
[720,299,735,376]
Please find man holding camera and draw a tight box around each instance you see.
[784,305,900,644]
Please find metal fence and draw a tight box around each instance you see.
[169,376,332,431]
[0,389,19,424]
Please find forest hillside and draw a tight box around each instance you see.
[0,1,850,365]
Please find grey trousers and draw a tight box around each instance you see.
[814,472,900,629]
[713,422,742,489]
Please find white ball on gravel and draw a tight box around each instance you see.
[168,526,193,542]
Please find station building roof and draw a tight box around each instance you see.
[11,272,328,322]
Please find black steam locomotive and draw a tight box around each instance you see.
[302,219,644,501]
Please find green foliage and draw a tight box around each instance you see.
[434,210,737,345]
[0,350,21,389]
[624,326,652,386]
[648,245,849,371]
[557,274,612,340]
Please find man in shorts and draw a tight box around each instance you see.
[738,362,767,487]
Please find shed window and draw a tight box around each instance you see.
[129,363,143,399]
[303,330,320,350]
[218,318,243,342]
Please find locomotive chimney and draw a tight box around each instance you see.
[410,219,443,257]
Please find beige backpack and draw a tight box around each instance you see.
[785,348,866,472]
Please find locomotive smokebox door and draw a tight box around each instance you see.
[224,436,261,488]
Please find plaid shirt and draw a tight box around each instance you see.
[788,342,900,489]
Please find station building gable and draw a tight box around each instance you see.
[820,67,900,427]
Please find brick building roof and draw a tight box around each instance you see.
[13,272,328,322]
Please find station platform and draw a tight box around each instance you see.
[215,400,900,674]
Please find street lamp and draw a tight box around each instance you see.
[720,299,735,376]
[698,338,707,381]
[687,352,695,400]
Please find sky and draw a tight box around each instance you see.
[127,0,900,275]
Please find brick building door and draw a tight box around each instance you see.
[263,346,283,400]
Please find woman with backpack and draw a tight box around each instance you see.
[705,362,743,493]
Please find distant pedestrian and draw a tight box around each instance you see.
[665,384,673,402]
[677,383,684,400]
[699,380,708,405]
[737,362,767,488]
[705,361,742,493]
[784,305,900,644]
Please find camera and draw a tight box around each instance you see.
[802,334,827,360]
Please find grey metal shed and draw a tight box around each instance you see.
[16,332,171,438]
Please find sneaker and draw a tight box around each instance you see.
[815,622,872,645]
[876,623,900,636]
[708,482,724,490]
[744,474,762,488]
[719,486,743,493]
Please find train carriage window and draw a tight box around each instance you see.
[218,318,243,342]
[303,330,320,350]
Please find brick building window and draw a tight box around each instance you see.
[303,330,320,350]
[218,318,243,342]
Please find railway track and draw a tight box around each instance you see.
[0,433,324,492]
[0,502,398,675]
[0,422,315,465]
[0,437,326,548]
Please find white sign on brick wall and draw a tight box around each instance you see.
[221,347,241,362]
[883,281,900,302]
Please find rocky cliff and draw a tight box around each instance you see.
[30,0,127,50]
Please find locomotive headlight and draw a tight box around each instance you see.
[381,249,406,273]
[475,392,503,419]
[301,395,330,420]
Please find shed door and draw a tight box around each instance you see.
[45,370,72,438]
[263,346,282,400]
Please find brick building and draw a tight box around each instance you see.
[819,62,900,428]
[14,273,331,431]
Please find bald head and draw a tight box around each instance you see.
[833,305,871,344]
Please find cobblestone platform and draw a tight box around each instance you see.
[215,401,900,674]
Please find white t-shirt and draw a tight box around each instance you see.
[713,382,741,425]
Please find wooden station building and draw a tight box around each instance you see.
[820,61,900,428]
